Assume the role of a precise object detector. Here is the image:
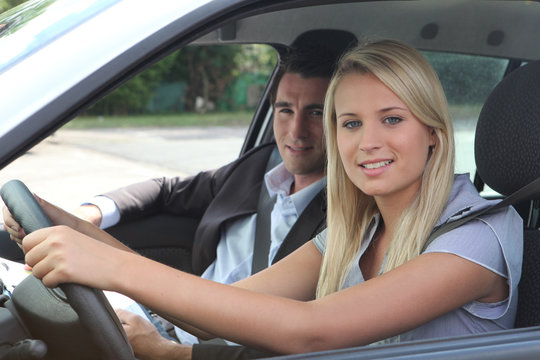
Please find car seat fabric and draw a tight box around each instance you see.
[474,60,540,328]
[475,60,540,195]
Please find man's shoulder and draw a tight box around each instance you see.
[240,142,276,160]
[210,142,277,188]
[222,142,277,173]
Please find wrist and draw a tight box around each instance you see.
[163,341,192,360]
[135,337,191,360]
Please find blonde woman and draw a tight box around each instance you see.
[4,39,522,358]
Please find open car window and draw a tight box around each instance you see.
[0,47,513,208]
[0,43,277,210]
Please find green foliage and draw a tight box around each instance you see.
[89,63,164,115]
[86,44,277,116]
[173,45,241,111]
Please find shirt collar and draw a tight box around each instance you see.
[264,162,326,215]
[265,162,294,196]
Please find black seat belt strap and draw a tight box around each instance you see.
[422,176,540,252]
[198,147,281,345]
[251,147,281,274]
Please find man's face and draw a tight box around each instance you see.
[273,73,329,182]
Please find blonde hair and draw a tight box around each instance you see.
[316,39,455,298]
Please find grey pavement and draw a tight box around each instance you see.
[0,126,247,211]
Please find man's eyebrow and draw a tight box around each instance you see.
[305,103,324,110]
[274,102,324,110]
[274,101,291,108]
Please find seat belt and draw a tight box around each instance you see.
[422,176,540,252]
[200,147,281,345]
[251,147,281,274]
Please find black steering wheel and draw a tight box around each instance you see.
[1,179,134,360]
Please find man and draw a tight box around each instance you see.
[78,51,330,280]
[78,31,356,359]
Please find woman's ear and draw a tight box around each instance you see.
[429,128,437,148]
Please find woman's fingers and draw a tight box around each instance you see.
[22,225,123,290]
[23,227,62,287]
[2,205,26,247]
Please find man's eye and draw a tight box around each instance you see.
[343,120,361,129]
[310,110,323,117]
[384,116,402,125]
[279,108,293,114]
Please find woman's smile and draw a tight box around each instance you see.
[360,159,393,175]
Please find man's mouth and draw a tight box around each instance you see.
[287,145,312,151]
[361,160,393,169]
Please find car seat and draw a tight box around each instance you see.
[474,59,540,328]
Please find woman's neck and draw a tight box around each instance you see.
[374,183,420,235]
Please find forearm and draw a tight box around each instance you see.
[158,313,216,341]
[115,308,193,360]
[112,255,320,354]
[74,217,134,253]
[104,175,217,222]
[144,338,192,360]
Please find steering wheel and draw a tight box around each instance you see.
[1,179,134,360]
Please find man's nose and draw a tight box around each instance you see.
[290,113,308,139]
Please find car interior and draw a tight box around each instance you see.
[473,59,540,329]
[0,0,539,359]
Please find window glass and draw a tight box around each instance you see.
[423,51,509,195]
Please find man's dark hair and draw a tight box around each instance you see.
[269,30,357,105]
[268,51,336,104]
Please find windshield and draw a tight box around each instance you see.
[0,0,118,73]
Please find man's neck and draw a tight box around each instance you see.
[291,172,325,194]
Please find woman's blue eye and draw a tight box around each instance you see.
[384,116,402,125]
[344,120,361,129]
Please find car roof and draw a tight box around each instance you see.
[196,1,540,61]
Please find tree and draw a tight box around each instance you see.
[171,46,242,112]
[89,63,164,115]
[86,44,277,115]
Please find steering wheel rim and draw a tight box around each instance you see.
[1,179,134,360]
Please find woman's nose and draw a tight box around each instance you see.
[359,123,382,152]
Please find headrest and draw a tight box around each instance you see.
[474,60,540,196]
[291,29,357,60]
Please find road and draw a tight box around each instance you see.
[0,127,247,211]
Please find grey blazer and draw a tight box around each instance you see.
[104,142,327,275]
